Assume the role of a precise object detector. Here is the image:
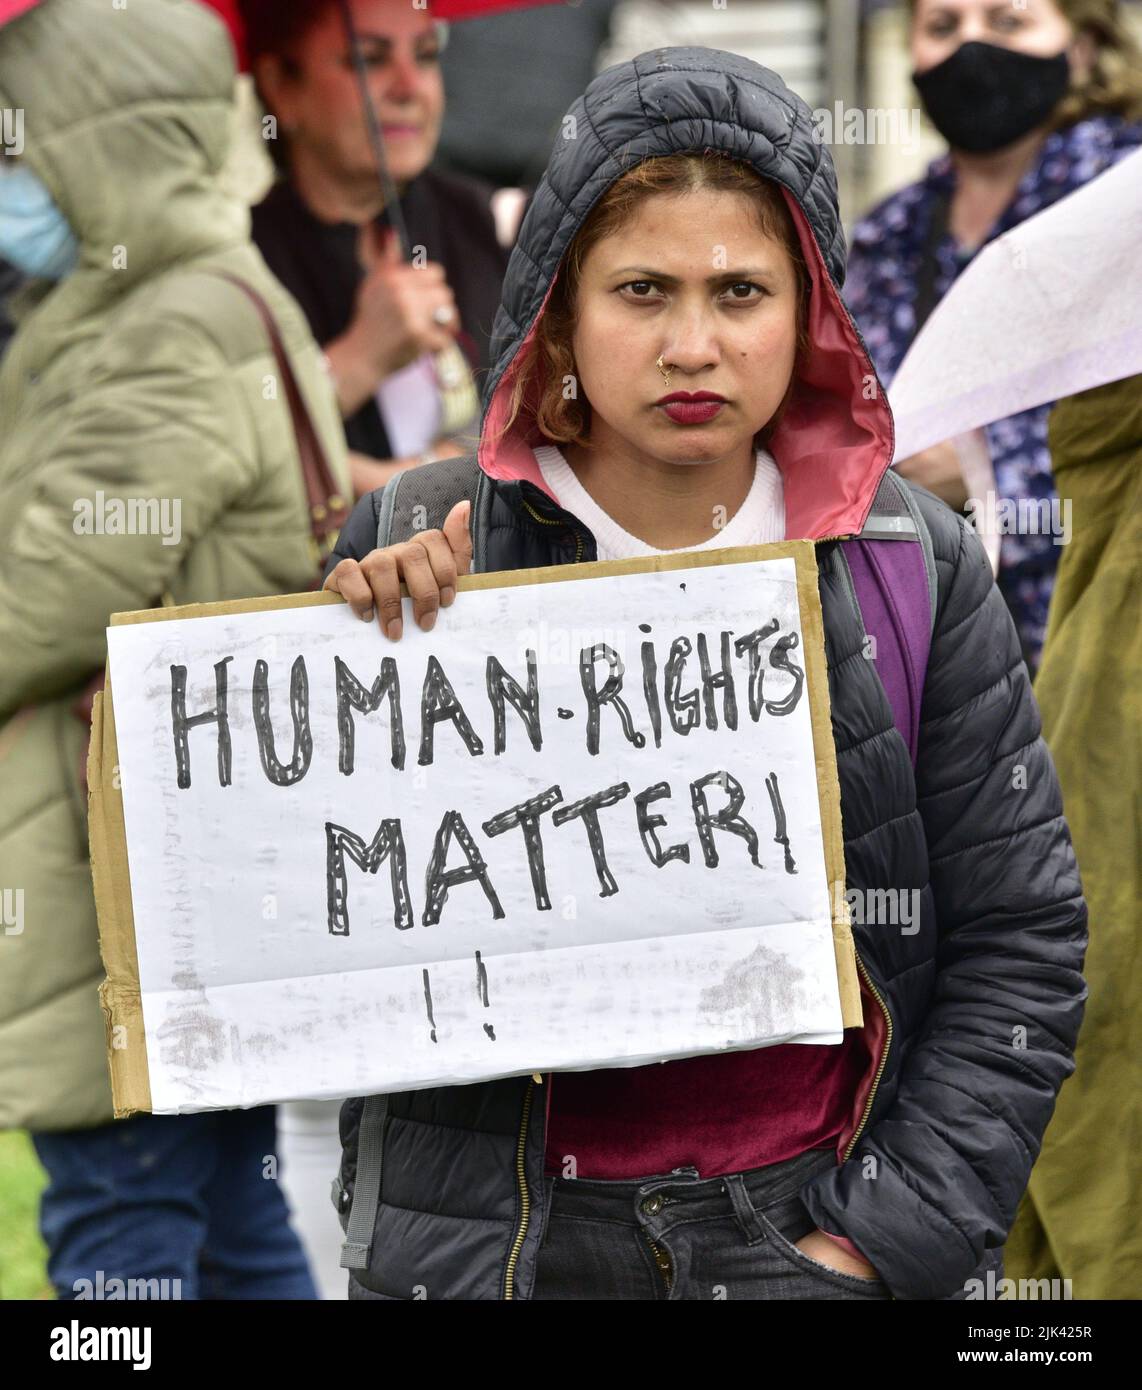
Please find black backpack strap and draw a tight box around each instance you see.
[376,452,484,551]
[859,469,938,635]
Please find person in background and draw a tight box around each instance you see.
[1004,372,1142,1297]
[243,0,510,500]
[844,0,1142,673]
[0,0,352,1300]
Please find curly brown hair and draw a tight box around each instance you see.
[1050,0,1142,125]
[496,152,812,453]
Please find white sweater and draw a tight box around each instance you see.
[532,444,785,560]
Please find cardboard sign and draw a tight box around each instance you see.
[91,542,861,1116]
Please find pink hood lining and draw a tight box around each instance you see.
[477,188,895,542]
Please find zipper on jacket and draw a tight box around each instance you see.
[843,950,893,1161]
[503,1076,536,1300]
[521,498,585,563]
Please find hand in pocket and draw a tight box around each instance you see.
[794,1228,880,1280]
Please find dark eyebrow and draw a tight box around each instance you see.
[610,266,778,284]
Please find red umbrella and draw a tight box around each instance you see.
[203,0,564,73]
[0,1,563,65]
[0,0,39,24]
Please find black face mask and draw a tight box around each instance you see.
[912,41,1071,154]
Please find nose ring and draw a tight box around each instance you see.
[656,354,673,388]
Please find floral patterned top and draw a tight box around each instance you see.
[844,115,1142,673]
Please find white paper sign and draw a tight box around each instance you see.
[106,555,844,1113]
[889,147,1142,462]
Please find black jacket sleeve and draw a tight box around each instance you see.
[323,488,385,584]
[801,491,1088,1300]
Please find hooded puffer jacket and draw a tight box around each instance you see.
[328,47,1087,1301]
[0,0,349,1130]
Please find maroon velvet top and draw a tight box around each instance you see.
[543,1030,870,1179]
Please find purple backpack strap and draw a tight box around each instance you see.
[840,473,937,768]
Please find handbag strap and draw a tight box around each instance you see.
[73,278,349,794]
[210,271,350,578]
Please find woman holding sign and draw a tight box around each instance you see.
[323,47,1088,1300]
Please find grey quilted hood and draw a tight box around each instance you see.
[478,46,895,541]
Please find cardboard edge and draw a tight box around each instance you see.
[106,541,822,625]
[89,674,152,1116]
[791,547,863,1030]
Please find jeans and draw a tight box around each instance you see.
[32,1107,317,1300]
[532,1144,893,1300]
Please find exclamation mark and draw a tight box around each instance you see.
[476,950,495,1041]
[765,771,797,874]
[422,968,438,1043]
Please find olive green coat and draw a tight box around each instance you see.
[0,0,349,1130]
[1005,373,1142,1297]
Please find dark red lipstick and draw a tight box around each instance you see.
[655,390,727,425]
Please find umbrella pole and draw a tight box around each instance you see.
[336,0,412,261]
